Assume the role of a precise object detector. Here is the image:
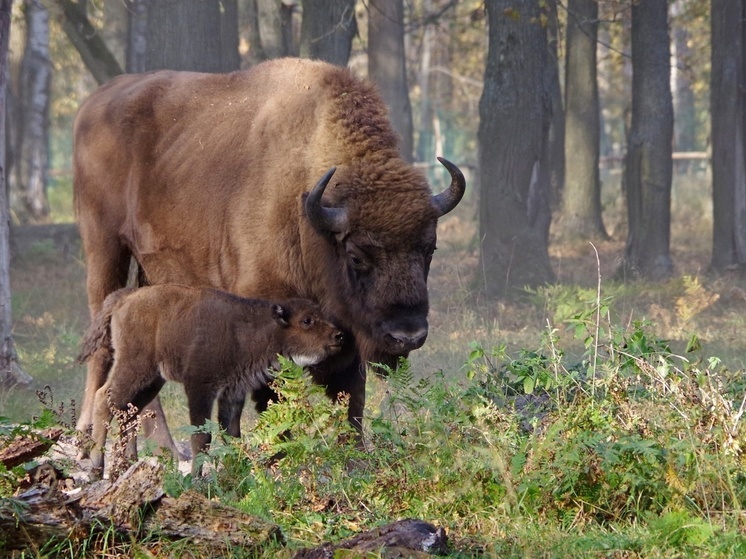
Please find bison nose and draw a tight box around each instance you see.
[384,326,428,353]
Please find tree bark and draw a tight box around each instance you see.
[12,0,51,224]
[559,0,607,241]
[368,0,414,161]
[102,0,127,70]
[546,0,565,210]
[126,0,147,73]
[55,0,123,84]
[617,0,673,281]
[143,0,239,72]
[0,0,30,386]
[671,0,697,154]
[299,0,356,66]
[415,0,435,164]
[710,0,746,271]
[477,0,555,299]
[247,0,297,62]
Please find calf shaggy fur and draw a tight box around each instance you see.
[78,284,344,476]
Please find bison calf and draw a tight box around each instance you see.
[78,284,344,477]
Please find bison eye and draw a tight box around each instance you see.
[347,250,370,272]
[302,317,314,327]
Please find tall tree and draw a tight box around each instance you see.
[11,0,50,223]
[143,0,239,72]
[0,0,30,385]
[558,0,607,241]
[56,0,123,84]
[546,0,564,209]
[711,0,746,271]
[671,0,697,153]
[617,0,673,280]
[368,0,413,161]
[477,0,555,299]
[245,0,297,64]
[299,0,356,66]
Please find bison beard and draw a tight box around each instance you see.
[73,57,466,454]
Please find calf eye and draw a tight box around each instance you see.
[302,317,314,327]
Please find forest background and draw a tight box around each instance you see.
[4,1,746,558]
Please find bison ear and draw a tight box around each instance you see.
[272,304,290,327]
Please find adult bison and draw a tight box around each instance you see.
[73,57,465,451]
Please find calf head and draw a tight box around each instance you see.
[272,299,345,367]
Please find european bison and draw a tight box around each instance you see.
[73,57,466,451]
[78,284,344,476]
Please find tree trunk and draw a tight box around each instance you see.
[415,0,435,164]
[710,0,746,271]
[12,0,50,224]
[477,0,555,299]
[546,0,565,210]
[368,0,413,161]
[56,0,123,84]
[671,0,697,154]
[617,0,673,281]
[559,0,607,241]
[126,0,147,73]
[144,0,239,72]
[102,0,127,70]
[299,0,356,66]
[246,0,297,63]
[0,0,30,386]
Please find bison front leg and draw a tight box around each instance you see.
[322,357,367,437]
[139,398,186,459]
[217,388,246,438]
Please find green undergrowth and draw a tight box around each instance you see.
[168,311,746,557]
[4,285,746,557]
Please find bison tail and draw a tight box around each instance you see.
[77,287,136,364]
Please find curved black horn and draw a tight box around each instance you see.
[432,157,466,217]
[305,167,348,234]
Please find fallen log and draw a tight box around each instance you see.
[1,453,449,557]
[293,518,448,558]
[0,457,282,554]
[0,427,63,469]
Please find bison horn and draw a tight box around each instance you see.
[432,157,466,217]
[305,167,348,234]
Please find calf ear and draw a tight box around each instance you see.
[272,304,290,327]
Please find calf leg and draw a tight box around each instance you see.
[89,363,164,479]
[76,239,130,438]
[185,387,216,476]
[89,383,115,479]
[77,349,113,459]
